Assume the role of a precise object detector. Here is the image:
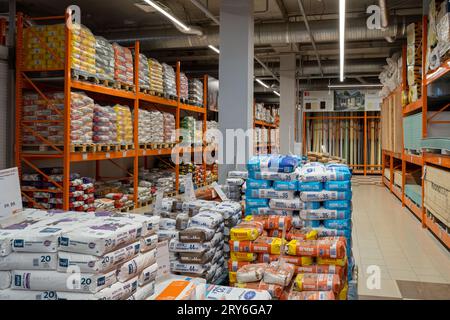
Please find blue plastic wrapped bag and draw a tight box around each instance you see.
[324,200,352,210]
[324,180,351,191]
[273,180,298,191]
[298,181,323,192]
[324,219,352,230]
[246,179,272,189]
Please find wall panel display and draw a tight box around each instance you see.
[303,91,334,112]
[334,90,365,111]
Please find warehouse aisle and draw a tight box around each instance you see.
[352,182,450,300]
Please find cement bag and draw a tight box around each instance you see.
[315,228,351,239]
[229,237,286,255]
[324,180,351,191]
[230,252,257,262]
[198,284,272,300]
[246,179,272,189]
[57,241,140,273]
[286,239,346,259]
[245,198,269,208]
[286,228,318,241]
[228,171,249,179]
[138,263,158,286]
[228,260,251,272]
[300,191,351,202]
[141,234,158,253]
[300,209,351,220]
[316,256,347,267]
[179,226,215,243]
[263,262,295,286]
[117,249,157,282]
[247,207,293,216]
[157,230,179,242]
[249,171,298,181]
[236,263,268,283]
[270,199,320,211]
[293,216,321,228]
[180,249,215,264]
[324,200,351,210]
[297,164,327,182]
[298,182,323,192]
[230,222,264,241]
[0,289,57,300]
[189,211,223,229]
[251,215,293,231]
[11,269,116,293]
[247,155,298,173]
[226,178,245,186]
[0,271,11,289]
[273,181,298,191]
[0,252,57,270]
[170,261,211,275]
[212,250,223,265]
[110,214,160,237]
[247,189,295,200]
[323,219,352,230]
[59,217,143,256]
[294,273,341,293]
[257,281,284,299]
[169,239,211,253]
[287,290,335,300]
[295,265,346,280]
[128,281,155,300]
[160,218,176,230]
[210,232,224,248]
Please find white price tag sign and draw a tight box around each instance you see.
[0,168,23,219]
[154,190,164,214]
[82,153,88,160]
[183,173,196,201]
[105,152,111,158]
[212,182,228,201]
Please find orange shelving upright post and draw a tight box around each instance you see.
[203,74,208,184]
[133,41,140,207]
[421,15,428,228]
[401,45,407,207]
[175,61,181,194]
[63,10,72,211]
[363,111,367,176]
[15,13,23,179]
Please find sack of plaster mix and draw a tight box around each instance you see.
[323,219,352,230]
[246,198,269,208]
[247,155,298,173]
[298,181,323,192]
[246,189,295,200]
[273,180,298,191]
[300,209,351,220]
[117,249,157,282]
[324,200,352,210]
[324,180,351,191]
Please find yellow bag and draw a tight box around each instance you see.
[230,252,257,262]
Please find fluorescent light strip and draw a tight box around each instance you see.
[144,0,190,31]
[256,79,269,89]
[208,45,220,54]
[339,0,346,82]
[328,84,382,89]
[273,91,280,97]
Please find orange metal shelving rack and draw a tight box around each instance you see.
[15,12,210,211]
[382,16,450,249]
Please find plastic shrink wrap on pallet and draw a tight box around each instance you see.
[180,73,189,100]
[95,36,114,81]
[138,53,150,90]
[148,58,164,94]
[93,104,117,144]
[113,104,133,145]
[113,43,134,86]
[70,92,94,144]
[162,63,176,97]
[189,79,203,106]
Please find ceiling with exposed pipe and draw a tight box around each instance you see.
[15,0,423,102]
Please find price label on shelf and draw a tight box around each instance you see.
[158,149,162,155]
[123,151,127,157]
[0,167,23,219]
[82,153,88,160]
[106,152,111,158]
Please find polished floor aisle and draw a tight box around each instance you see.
[352,180,450,299]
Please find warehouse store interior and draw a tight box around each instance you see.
[0,0,448,301]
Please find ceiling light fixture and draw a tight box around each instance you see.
[273,91,280,97]
[339,0,346,82]
[143,0,190,32]
[255,79,269,89]
[208,45,220,54]
[328,84,383,89]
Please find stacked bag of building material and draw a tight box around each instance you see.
[215,202,243,262]
[181,116,196,145]
[163,112,176,144]
[162,63,176,98]
[113,105,133,145]
[148,58,164,94]
[189,79,203,106]
[95,36,114,82]
[180,73,189,101]
[71,92,95,144]
[134,109,152,144]
[138,53,150,90]
[22,92,64,145]
[223,171,248,203]
[113,43,134,87]
[71,24,96,77]
[0,211,160,300]
[92,104,117,144]
[149,111,164,143]
[206,121,219,146]
[194,120,203,146]
[23,24,65,70]
[406,22,423,103]
[93,180,134,211]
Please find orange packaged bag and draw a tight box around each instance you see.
[320,236,348,247]
[263,261,295,287]
[236,263,268,283]
[287,290,336,300]
[228,260,251,272]
[252,215,293,230]
[230,221,264,241]
[287,239,346,259]
[293,273,341,293]
[294,264,346,280]
[230,251,258,262]
[258,280,284,299]
[286,228,318,241]
[256,254,314,266]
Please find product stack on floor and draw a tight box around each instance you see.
[224,155,356,300]
[0,210,160,300]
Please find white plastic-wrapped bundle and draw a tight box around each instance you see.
[181,116,195,145]
[71,24,96,76]
[163,112,176,143]
[180,73,189,100]
[92,104,117,144]
[206,121,219,145]
[113,104,133,144]
[162,63,176,97]
[71,92,94,144]
[95,36,114,81]
[189,78,203,105]
[148,111,164,143]
[134,109,152,143]
[148,58,163,94]
[113,43,134,86]
[139,53,150,90]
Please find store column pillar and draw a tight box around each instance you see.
[279,53,297,154]
[218,0,254,183]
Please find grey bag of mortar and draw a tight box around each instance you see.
[0,252,57,270]
[141,234,158,253]
[179,248,215,264]
[178,226,215,243]
[168,239,212,253]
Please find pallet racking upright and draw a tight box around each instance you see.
[15,11,209,211]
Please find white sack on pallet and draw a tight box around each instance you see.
[59,217,143,256]
[0,271,11,289]
[189,211,224,229]
[117,249,157,282]
[140,234,158,253]
[138,263,158,286]
[168,239,212,253]
[0,289,57,300]
[57,241,141,273]
[128,281,155,300]
[0,252,57,270]
[10,269,116,293]
[108,214,159,237]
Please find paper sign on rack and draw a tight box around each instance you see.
[183,173,196,201]
[211,182,228,201]
[0,167,23,219]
